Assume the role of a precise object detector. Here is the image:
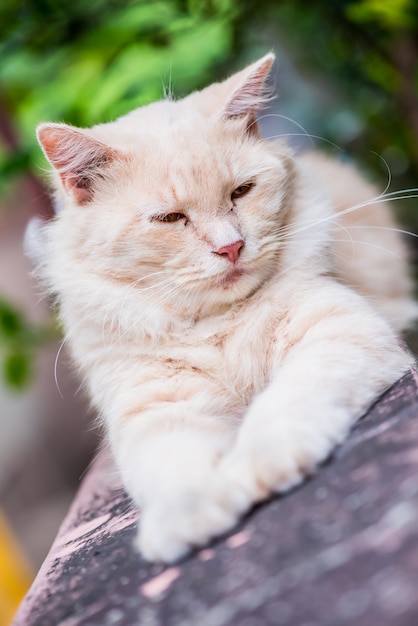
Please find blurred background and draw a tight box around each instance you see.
[1,0,418,622]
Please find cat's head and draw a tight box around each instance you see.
[33,53,296,321]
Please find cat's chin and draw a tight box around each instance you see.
[208,267,265,307]
[216,267,244,289]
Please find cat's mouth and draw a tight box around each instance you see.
[216,267,244,289]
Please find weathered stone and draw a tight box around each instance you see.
[13,370,418,626]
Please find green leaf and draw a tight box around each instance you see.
[346,0,416,29]
[0,301,23,339]
[4,351,32,390]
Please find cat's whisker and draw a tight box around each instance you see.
[335,224,418,239]
[331,238,404,260]
[256,113,313,141]
[255,112,344,152]
[327,220,356,256]
[53,319,87,397]
[142,288,186,317]
[117,273,173,308]
[274,217,327,236]
[54,339,67,398]
[276,191,418,242]
[162,62,174,102]
[115,277,178,339]
[277,226,403,260]
[375,187,418,197]
[123,270,170,291]
[74,378,87,398]
[369,151,392,197]
[278,221,405,261]
[268,132,344,152]
[332,192,418,218]
[277,185,418,240]
[107,276,172,342]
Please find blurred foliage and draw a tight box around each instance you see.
[346,0,416,29]
[0,0,418,389]
[2,0,417,197]
[0,0,237,192]
[239,0,418,189]
[0,299,55,390]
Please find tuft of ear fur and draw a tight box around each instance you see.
[223,53,275,121]
[37,123,118,204]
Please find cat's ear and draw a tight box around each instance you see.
[37,123,119,204]
[222,53,275,128]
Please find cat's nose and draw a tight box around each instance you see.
[215,240,244,263]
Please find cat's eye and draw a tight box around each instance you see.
[231,182,255,200]
[156,213,187,223]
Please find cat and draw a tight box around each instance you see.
[28,52,416,563]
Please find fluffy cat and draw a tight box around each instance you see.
[29,53,416,563]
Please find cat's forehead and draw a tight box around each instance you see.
[88,96,284,207]
[100,99,215,150]
[99,100,258,183]
[118,100,189,136]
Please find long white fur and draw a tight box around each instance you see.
[32,54,416,563]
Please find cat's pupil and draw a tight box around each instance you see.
[231,183,254,200]
[161,213,185,223]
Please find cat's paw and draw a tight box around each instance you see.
[137,475,249,563]
[221,414,349,502]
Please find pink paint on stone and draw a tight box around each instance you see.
[12,449,135,626]
[106,508,139,533]
[58,513,112,545]
[198,548,215,561]
[226,530,251,548]
[140,567,181,598]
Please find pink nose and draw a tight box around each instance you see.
[215,240,244,263]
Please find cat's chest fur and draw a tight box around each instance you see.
[75,284,285,420]
[138,284,291,404]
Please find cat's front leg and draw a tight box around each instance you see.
[109,390,249,563]
[222,284,413,502]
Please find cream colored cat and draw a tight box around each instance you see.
[30,53,416,563]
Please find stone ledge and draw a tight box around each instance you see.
[13,369,418,626]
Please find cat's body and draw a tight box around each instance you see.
[31,54,416,562]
